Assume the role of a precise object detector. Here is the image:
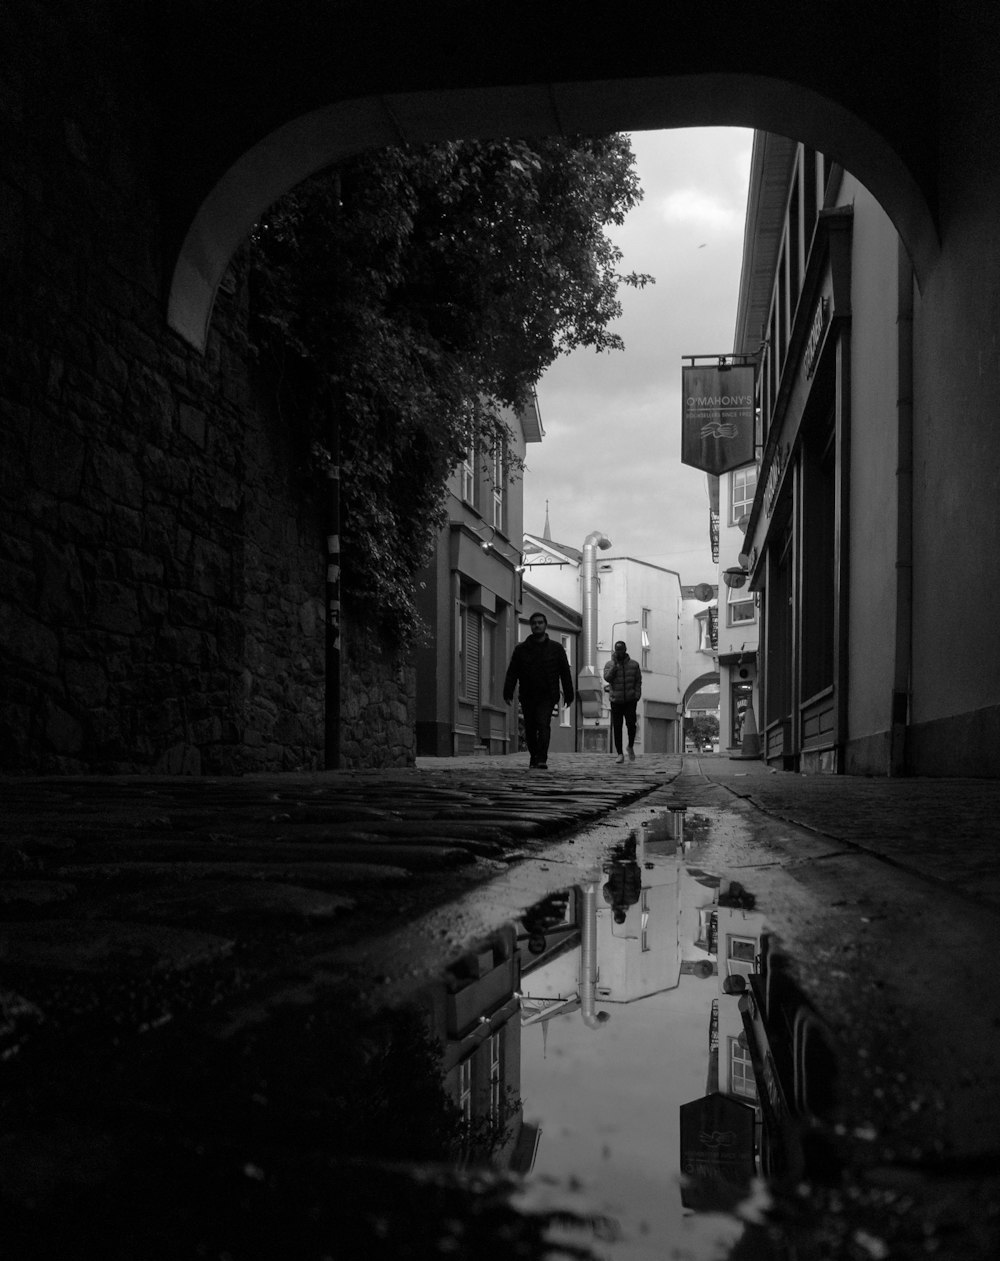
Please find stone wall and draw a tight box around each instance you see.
[341,623,417,770]
[0,4,414,774]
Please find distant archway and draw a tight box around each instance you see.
[683,673,720,713]
[168,74,939,351]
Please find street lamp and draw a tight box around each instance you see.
[611,619,638,646]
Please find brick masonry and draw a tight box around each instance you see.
[0,5,414,774]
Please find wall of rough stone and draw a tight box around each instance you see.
[341,624,417,770]
[0,4,414,774]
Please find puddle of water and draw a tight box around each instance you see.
[336,805,841,1260]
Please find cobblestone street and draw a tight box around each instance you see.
[4,753,1000,1258]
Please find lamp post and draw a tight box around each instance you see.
[611,619,638,647]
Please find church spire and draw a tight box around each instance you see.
[543,499,552,541]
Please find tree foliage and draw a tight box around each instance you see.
[248,135,651,644]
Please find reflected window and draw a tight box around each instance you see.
[729,1037,757,1100]
[727,934,757,977]
[489,1033,503,1118]
[458,1058,473,1122]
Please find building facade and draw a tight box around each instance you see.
[710,463,761,755]
[734,136,921,773]
[414,400,542,756]
[524,537,694,756]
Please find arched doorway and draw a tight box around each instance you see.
[168,74,938,352]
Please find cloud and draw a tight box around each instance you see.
[655,186,744,233]
[525,127,754,586]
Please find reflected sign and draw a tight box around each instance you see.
[679,1092,757,1210]
[681,364,756,475]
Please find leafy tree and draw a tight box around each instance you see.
[687,713,720,750]
[248,136,651,643]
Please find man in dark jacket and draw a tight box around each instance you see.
[603,640,642,763]
[503,613,574,769]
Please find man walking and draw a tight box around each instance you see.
[503,613,574,770]
[603,639,642,763]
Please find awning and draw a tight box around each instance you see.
[716,649,757,666]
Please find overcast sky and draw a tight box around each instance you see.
[524,128,754,587]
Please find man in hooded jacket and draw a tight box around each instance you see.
[603,640,642,763]
[503,612,574,769]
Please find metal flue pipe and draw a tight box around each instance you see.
[581,531,612,671]
[580,879,610,1029]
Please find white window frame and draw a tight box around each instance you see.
[727,583,756,627]
[726,934,758,977]
[729,1036,757,1100]
[491,443,505,531]
[461,436,477,506]
[488,1032,502,1118]
[559,634,573,727]
[458,1057,473,1121]
[730,465,758,526]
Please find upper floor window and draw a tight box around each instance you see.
[696,608,718,652]
[491,441,505,532]
[731,465,757,526]
[641,607,651,670]
[728,583,755,627]
[461,444,476,506]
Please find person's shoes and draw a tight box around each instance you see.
[528,759,538,768]
[628,747,635,761]
[615,754,625,764]
[536,761,548,770]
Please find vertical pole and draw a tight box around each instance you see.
[891,241,914,776]
[325,411,341,769]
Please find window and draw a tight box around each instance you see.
[560,634,573,726]
[457,602,468,696]
[488,1033,503,1118]
[482,616,496,704]
[699,607,721,650]
[731,465,757,526]
[728,583,755,627]
[458,1058,473,1122]
[729,1037,757,1100]
[491,442,505,532]
[727,935,758,977]
[641,607,651,670]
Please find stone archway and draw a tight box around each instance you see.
[683,672,721,714]
[168,74,939,352]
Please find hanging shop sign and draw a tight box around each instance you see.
[804,296,830,379]
[681,363,756,476]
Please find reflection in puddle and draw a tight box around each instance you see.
[323,805,847,1258]
[387,804,841,1260]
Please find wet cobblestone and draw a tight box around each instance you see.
[4,751,1000,1258]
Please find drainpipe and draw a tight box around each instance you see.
[578,532,612,720]
[890,242,914,775]
[580,879,610,1028]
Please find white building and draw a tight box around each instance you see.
[711,463,761,754]
[523,527,694,755]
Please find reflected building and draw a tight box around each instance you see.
[419,923,532,1171]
